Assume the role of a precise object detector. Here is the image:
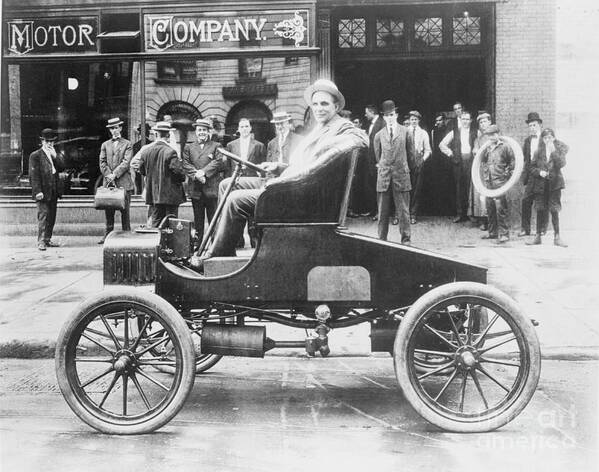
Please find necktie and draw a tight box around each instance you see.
[389,126,393,140]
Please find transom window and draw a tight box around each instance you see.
[376,18,405,48]
[338,18,367,48]
[414,17,443,47]
[453,16,481,45]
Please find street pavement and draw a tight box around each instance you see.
[0,357,597,472]
[0,215,597,359]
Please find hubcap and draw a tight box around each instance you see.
[113,351,135,373]
[455,346,478,370]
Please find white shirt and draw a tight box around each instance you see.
[410,126,432,161]
[368,117,377,137]
[278,131,289,163]
[530,134,540,158]
[459,127,472,154]
[239,137,251,159]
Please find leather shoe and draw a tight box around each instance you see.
[497,235,510,244]
[526,235,542,245]
[453,216,468,223]
[98,237,105,245]
[481,234,498,240]
[371,215,378,221]
[554,236,568,247]
[392,217,399,225]
[410,217,416,224]
[37,242,46,251]
[517,231,530,237]
[44,240,60,247]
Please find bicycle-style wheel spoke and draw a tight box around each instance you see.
[80,366,114,389]
[122,374,128,416]
[130,373,152,411]
[459,372,468,412]
[134,335,171,357]
[130,315,152,352]
[474,313,500,348]
[123,309,130,349]
[446,310,464,346]
[414,349,455,358]
[433,368,459,401]
[100,314,122,351]
[75,357,114,363]
[470,370,489,409]
[98,372,120,409]
[417,361,455,380]
[476,364,511,393]
[81,333,116,356]
[424,323,459,351]
[136,367,170,391]
[478,335,517,355]
[480,357,520,368]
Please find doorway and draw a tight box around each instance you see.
[335,58,486,215]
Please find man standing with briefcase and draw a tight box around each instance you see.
[98,117,133,244]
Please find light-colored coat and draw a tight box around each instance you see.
[99,137,133,191]
[373,125,413,192]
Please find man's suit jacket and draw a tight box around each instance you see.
[29,148,62,202]
[373,125,413,192]
[182,140,225,199]
[226,137,265,177]
[522,134,545,195]
[529,140,568,194]
[139,140,186,205]
[99,137,133,191]
[367,116,385,158]
[266,131,302,176]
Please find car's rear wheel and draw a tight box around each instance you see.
[394,282,540,432]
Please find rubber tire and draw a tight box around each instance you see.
[394,282,541,433]
[471,136,524,198]
[55,289,196,435]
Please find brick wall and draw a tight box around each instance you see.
[495,0,556,226]
[495,0,556,141]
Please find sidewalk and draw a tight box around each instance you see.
[0,216,598,359]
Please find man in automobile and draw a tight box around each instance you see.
[29,128,63,251]
[191,79,368,267]
[98,117,133,244]
[182,118,225,246]
[138,121,187,227]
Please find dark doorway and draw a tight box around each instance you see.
[225,100,274,146]
[335,57,486,216]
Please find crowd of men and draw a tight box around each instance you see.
[29,88,569,252]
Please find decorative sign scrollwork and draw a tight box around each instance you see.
[273,11,307,47]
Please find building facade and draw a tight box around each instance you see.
[1,0,556,214]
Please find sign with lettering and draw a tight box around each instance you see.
[144,10,310,52]
[5,17,98,55]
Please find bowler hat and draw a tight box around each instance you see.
[525,112,542,124]
[483,124,500,135]
[381,100,397,114]
[270,111,291,124]
[40,128,57,141]
[152,121,173,132]
[193,118,212,129]
[303,79,345,110]
[409,110,422,119]
[106,117,124,128]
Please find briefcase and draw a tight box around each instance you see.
[94,184,126,210]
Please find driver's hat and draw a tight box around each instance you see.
[152,121,173,132]
[303,79,345,110]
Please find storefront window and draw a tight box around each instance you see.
[453,16,481,46]
[5,61,142,193]
[414,17,443,47]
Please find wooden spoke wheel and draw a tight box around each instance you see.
[55,290,196,434]
[394,282,540,433]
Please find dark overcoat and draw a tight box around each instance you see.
[529,140,568,194]
[139,140,186,205]
[225,138,265,177]
[29,148,62,202]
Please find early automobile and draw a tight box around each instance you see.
[55,145,540,435]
